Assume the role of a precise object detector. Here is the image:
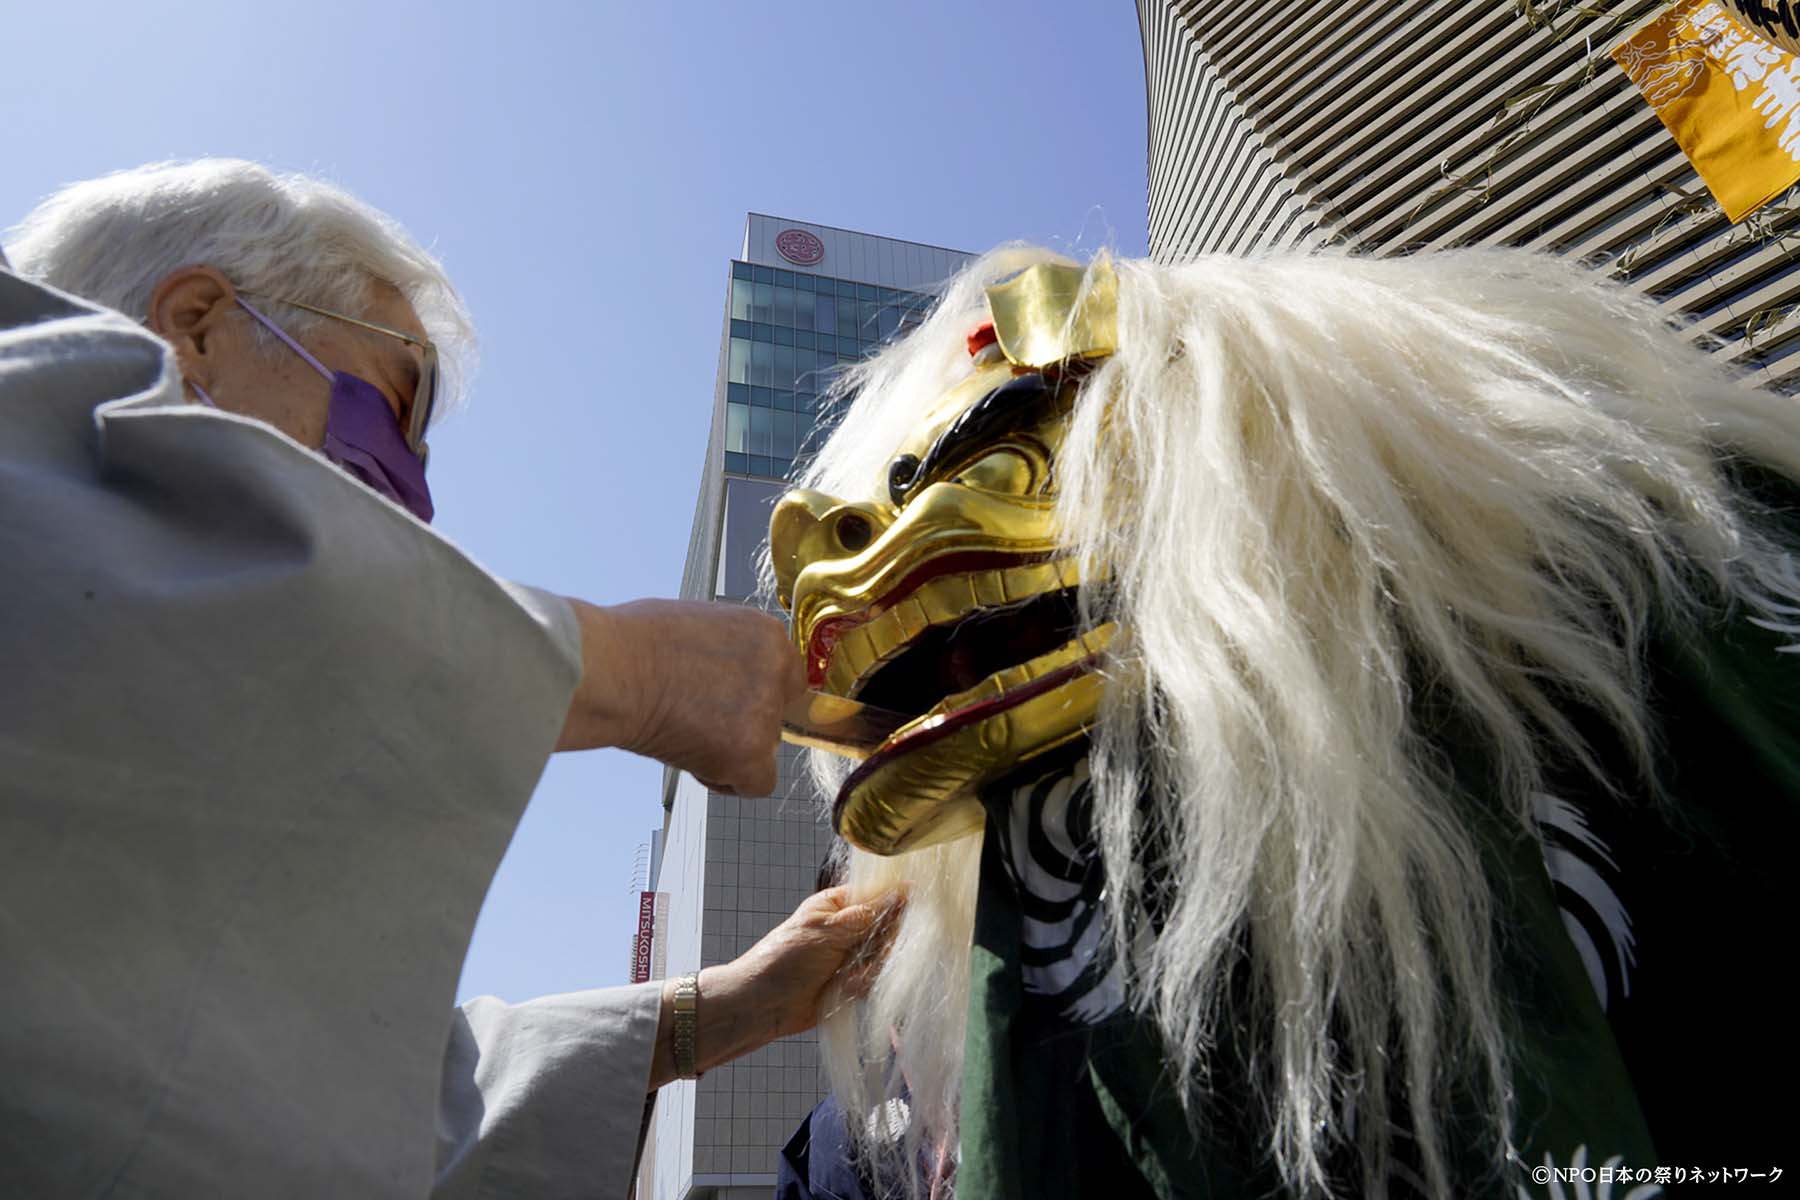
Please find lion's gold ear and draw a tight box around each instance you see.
[984,259,1118,370]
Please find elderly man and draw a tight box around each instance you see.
[0,160,898,1198]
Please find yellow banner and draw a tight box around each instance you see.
[1615,0,1800,221]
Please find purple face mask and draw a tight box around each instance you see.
[318,371,434,522]
[191,298,435,523]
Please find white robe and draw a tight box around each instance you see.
[0,269,661,1198]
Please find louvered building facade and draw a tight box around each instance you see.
[1138,0,1800,391]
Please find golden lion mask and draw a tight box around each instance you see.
[769,262,1119,855]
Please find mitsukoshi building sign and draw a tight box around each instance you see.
[775,228,825,266]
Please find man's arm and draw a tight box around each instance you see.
[434,984,663,1200]
[554,597,808,797]
[433,887,904,1199]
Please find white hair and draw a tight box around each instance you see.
[795,246,1800,1197]
[5,158,474,415]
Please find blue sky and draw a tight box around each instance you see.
[2,0,1150,1003]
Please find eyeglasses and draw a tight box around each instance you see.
[241,292,439,454]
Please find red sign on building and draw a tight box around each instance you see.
[776,228,825,266]
[630,891,656,984]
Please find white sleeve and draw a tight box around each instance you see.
[434,983,664,1199]
[0,271,590,1197]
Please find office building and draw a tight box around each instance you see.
[640,216,973,1200]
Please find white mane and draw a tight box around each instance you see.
[792,247,1800,1197]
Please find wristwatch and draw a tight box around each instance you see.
[673,973,700,1079]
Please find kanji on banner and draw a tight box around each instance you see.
[1615,0,1800,221]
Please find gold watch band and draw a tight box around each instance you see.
[672,972,700,1079]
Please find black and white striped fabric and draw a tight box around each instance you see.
[989,758,1126,1026]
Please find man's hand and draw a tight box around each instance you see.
[557,598,806,795]
[707,885,907,1038]
[648,886,908,1088]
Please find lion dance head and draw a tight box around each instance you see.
[767,246,1800,1198]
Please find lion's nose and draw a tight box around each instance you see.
[769,489,893,609]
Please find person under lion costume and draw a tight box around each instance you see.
[766,248,1798,1199]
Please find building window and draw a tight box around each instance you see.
[773,409,798,460]
[748,406,773,457]
[726,273,942,480]
[726,402,748,454]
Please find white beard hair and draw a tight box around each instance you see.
[816,834,981,1192]
[776,246,1800,1199]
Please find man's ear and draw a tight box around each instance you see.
[146,265,236,387]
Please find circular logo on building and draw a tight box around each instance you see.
[775,228,825,266]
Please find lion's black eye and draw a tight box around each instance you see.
[835,513,873,553]
[888,454,922,506]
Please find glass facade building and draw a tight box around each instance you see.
[638,216,972,1200]
[721,263,932,480]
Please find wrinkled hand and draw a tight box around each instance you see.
[558,598,806,795]
[710,885,908,1041]
[646,886,906,1086]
